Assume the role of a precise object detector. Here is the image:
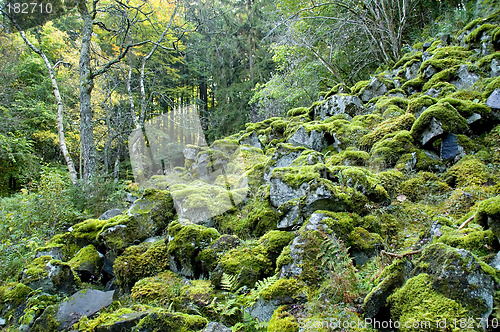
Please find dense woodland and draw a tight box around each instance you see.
[1,0,500,331]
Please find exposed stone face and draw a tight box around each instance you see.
[287,126,331,151]
[405,61,421,80]
[450,65,480,90]
[239,132,263,149]
[360,77,390,102]
[314,94,366,120]
[421,117,444,146]
[99,209,122,221]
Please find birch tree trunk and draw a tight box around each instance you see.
[11,22,78,184]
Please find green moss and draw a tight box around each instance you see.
[399,172,451,201]
[259,278,305,301]
[131,271,185,305]
[0,282,32,308]
[275,245,292,274]
[134,311,208,332]
[348,227,383,251]
[268,306,299,332]
[465,23,498,43]
[270,164,326,188]
[258,230,294,262]
[68,245,101,273]
[217,242,273,288]
[393,51,423,69]
[351,80,370,94]
[22,256,51,282]
[436,226,496,257]
[437,97,490,117]
[410,102,468,141]
[360,113,415,148]
[377,169,404,198]
[329,148,370,166]
[330,166,389,203]
[483,76,500,99]
[387,273,467,331]
[180,279,214,308]
[475,195,500,229]
[422,66,460,92]
[315,211,359,241]
[476,52,500,74]
[445,155,489,187]
[324,83,351,98]
[286,107,309,118]
[370,130,415,168]
[114,240,170,289]
[375,96,409,112]
[401,77,425,93]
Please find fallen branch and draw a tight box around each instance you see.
[458,214,476,230]
[381,249,422,258]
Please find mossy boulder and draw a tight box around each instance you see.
[21,256,77,295]
[411,102,468,146]
[0,282,32,314]
[113,240,170,291]
[364,259,412,318]
[131,271,186,307]
[360,76,395,102]
[313,94,366,120]
[258,230,295,263]
[475,196,500,241]
[267,305,299,332]
[132,311,208,332]
[360,113,416,148]
[412,243,495,321]
[445,155,489,187]
[348,227,384,265]
[370,130,415,168]
[399,171,451,201]
[212,242,273,289]
[387,273,468,331]
[68,245,104,282]
[167,221,220,278]
[126,188,175,235]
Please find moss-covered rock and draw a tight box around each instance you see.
[258,230,295,263]
[167,221,220,278]
[445,155,489,187]
[399,171,451,201]
[113,240,170,291]
[68,245,103,282]
[132,311,208,332]
[475,195,500,241]
[267,306,299,332]
[360,113,416,148]
[21,256,77,295]
[212,242,273,289]
[0,282,32,314]
[131,271,186,306]
[387,273,467,331]
[411,102,468,146]
[370,130,415,168]
[436,225,496,257]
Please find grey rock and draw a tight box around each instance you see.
[423,42,433,51]
[287,126,330,151]
[489,252,500,270]
[279,213,328,278]
[360,77,390,102]
[0,318,5,326]
[203,322,232,332]
[239,132,262,149]
[183,145,200,161]
[57,290,115,330]
[441,34,451,45]
[425,87,443,98]
[421,117,444,146]
[486,88,500,110]
[277,204,302,230]
[99,208,122,220]
[269,177,308,207]
[125,193,138,203]
[467,112,482,125]
[450,65,479,90]
[440,133,459,160]
[423,65,437,79]
[314,94,366,120]
[25,261,76,295]
[491,59,500,77]
[246,297,279,322]
[35,246,63,260]
[406,61,421,81]
[422,51,433,62]
[414,244,495,323]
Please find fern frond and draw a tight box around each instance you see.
[221,272,238,291]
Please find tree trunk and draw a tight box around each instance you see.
[12,22,78,184]
[78,0,98,181]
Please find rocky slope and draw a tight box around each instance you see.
[2,10,500,332]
